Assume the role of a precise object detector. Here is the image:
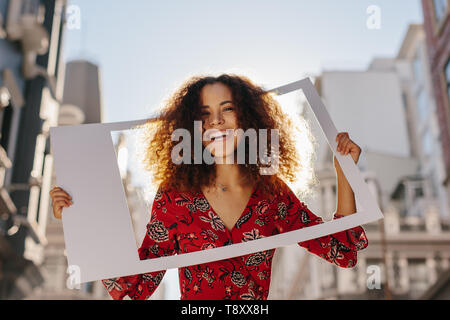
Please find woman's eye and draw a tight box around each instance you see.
[224,107,234,111]
[201,112,210,116]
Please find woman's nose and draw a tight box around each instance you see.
[209,113,224,126]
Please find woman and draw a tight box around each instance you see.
[50,73,368,300]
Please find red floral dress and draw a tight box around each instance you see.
[102,180,368,300]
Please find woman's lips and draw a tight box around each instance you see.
[205,129,234,142]
[205,135,235,148]
[211,133,228,141]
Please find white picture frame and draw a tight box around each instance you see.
[49,77,384,284]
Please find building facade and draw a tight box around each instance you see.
[27,58,109,299]
[421,0,450,220]
[269,22,450,299]
[0,0,66,299]
[369,24,449,220]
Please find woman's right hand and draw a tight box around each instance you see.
[49,186,73,219]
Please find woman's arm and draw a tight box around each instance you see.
[101,187,178,300]
[333,132,361,217]
[275,182,368,268]
[274,131,368,268]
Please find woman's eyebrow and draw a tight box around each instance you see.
[201,100,233,108]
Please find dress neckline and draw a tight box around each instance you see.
[198,182,258,233]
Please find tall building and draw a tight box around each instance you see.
[0,0,66,299]
[61,60,103,124]
[369,24,449,220]
[421,0,450,220]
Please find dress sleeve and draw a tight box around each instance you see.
[274,183,368,268]
[101,187,179,300]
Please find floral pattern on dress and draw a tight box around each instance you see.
[102,180,368,300]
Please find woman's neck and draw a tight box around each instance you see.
[213,163,250,190]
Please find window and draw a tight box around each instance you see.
[20,0,40,15]
[416,89,428,122]
[83,281,94,294]
[421,128,433,156]
[413,184,424,199]
[430,169,439,197]
[445,59,450,105]
[408,258,429,298]
[433,0,449,24]
[413,52,423,83]
[0,105,13,152]
[401,92,408,111]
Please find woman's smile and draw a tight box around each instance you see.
[205,129,234,143]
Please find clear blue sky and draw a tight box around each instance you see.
[63,0,423,123]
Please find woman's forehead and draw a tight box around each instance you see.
[200,83,233,103]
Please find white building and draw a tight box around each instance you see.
[369,24,449,220]
[269,24,450,300]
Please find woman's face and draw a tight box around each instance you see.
[199,82,241,159]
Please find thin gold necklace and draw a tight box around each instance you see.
[216,183,228,192]
[215,175,249,192]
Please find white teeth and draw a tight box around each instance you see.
[210,131,229,140]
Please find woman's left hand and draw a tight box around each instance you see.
[334,132,361,168]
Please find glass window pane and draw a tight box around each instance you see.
[430,169,439,197]
[446,59,450,104]
[416,89,428,121]
[445,59,450,82]
[413,53,423,82]
[433,0,448,22]
[408,258,429,298]
[422,129,433,156]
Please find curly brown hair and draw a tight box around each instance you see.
[137,73,315,198]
